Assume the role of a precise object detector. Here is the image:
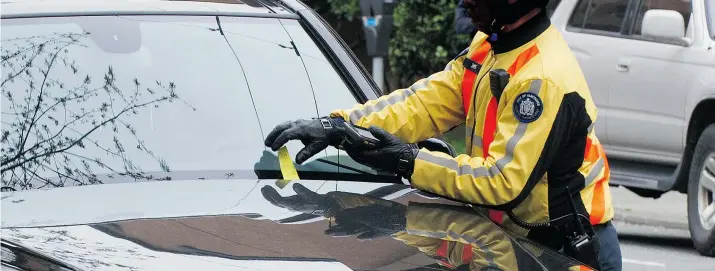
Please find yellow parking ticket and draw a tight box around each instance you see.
[276,146,299,188]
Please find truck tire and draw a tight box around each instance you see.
[688,124,715,257]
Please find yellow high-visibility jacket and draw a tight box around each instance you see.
[331,13,614,232]
[393,203,595,271]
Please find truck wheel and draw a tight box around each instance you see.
[688,124,715,257]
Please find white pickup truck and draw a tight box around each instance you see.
[549,0,715,256]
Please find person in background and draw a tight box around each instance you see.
[455,0,477,35]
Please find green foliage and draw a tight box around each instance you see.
[325,0,361,21]
[440,125,467,155]
[304,0,473,154]
[389,0,472,86]
[387,0,473,154]
[305,0,360,21]
[306,0,473,87]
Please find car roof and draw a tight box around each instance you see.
[0,0,300,19]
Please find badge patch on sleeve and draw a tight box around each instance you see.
[513,92,543,123]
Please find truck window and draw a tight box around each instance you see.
[568,0,629,32]
[631,0,692,35]
[708,0,715,39]
[546,0,563,17]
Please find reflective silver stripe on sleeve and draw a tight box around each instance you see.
[585,158,605,186]
[407,229,497,268]
[492,79,542,173]
[473,135,483,149]
[419,80,542,179]
[348,88,414,123]
[348,78,430,123]
[416,151,492,177]
[406,229,447,239]
[587,122,595,134]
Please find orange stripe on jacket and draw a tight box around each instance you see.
[461,42,491,114]
[507,45,540,75]
[584,136,609,225]
[481,98,499,158]
[590,155,609,225]
[461,245,474,264]
[435,240,454,268]
[484,45,540,225]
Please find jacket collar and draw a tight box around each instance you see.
[489,11,551,54]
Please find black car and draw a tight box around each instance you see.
[1,0,594,270]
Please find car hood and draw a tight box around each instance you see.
[1,179,591,271]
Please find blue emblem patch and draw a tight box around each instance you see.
[513,92,543,123]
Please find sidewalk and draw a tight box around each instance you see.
[610,186,689,230]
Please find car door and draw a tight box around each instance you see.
[553,0,636,147]
[606,0,696,162]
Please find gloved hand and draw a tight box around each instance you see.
[264,117,346,164]
[343,126,419,178]
[324,202,407,240]
[261,183,339,217]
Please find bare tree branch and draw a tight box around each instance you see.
[1,44,42,87]
[16,42,73,163]
[1,31,193,190]
[7,106,98,166]
[2,97,169,173]
[21,164,60,189]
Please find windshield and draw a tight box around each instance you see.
[0,15,394,191]
[708,0,715,39]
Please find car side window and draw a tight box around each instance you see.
[632,0,692,35]
[568,0,629,32]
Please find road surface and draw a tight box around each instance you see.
[614,221,715,270]
[610,186,715,270]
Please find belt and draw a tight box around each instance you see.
[593,220,611,231]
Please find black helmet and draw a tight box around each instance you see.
[465,0,550,38]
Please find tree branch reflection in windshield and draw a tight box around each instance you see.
[1,30,193,190]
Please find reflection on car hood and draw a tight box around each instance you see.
[1,179,592,270]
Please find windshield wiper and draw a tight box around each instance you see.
[256,169,403,183]
[315,158,374,175]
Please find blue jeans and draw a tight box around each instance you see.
[596,221,623,271]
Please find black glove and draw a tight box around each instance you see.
[324,203,407,240]
[344,126,419,178]
[264,117,346,164]
[261,183,339,217]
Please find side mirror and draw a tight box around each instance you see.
[641,9,688,46]
[418,138,457,158]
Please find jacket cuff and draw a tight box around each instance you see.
[329,110,351,122]
[398,149,420,185]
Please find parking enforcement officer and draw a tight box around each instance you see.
[264,1,622,270]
